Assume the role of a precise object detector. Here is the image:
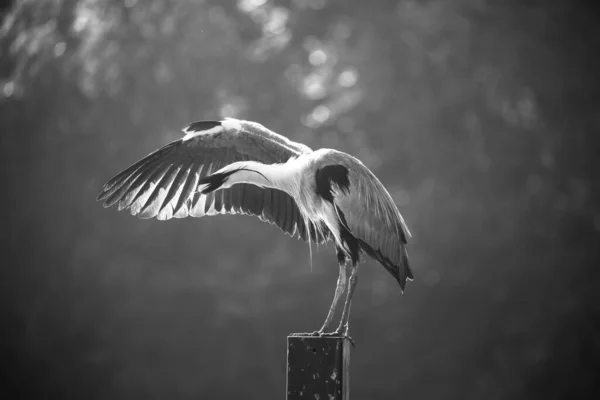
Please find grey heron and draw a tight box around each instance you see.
[97,118,413,339]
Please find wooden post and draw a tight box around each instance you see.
[286,336,351,400]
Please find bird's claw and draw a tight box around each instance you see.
[320,331,355,347]
[290,331,322,337]
[290,331,355,347]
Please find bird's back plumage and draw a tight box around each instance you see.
[310,149,413,289]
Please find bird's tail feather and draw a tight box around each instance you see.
[402,245,414,283]
[390,245,413,292]
[359,240,413,292]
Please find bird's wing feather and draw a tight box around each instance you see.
[331,157,413,288]
[97,119,329,243]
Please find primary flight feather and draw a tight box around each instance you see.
[98,117,413,338]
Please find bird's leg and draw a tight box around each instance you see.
[290,248,347,338]
[318,259,347,334]
[332,263,358,337]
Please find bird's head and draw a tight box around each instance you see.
[198,162,271,195]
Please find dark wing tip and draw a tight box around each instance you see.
[97,185,117,202]
[398,246,413,293]
[358,238,412,292]
[99,195,112,206]
[182,120,222,134]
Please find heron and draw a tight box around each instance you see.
[97,118,413,339]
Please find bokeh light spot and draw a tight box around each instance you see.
[238,0,267,13]
[312,105,330,124]
[309,49,327,66]
[54,41,66,57]
[2,81,15,97]
[338,68,358,87]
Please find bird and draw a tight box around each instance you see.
[97,117,413,340]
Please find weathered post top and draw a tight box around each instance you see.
[286,336,351,400]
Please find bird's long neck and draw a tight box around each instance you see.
[213,160,300,195]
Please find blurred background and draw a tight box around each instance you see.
[1,0,599,399]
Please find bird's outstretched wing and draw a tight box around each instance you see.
[318,153,413,289]
[97,118,329,243]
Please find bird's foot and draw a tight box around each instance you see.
[289,331,322,337]
[290,330,355,346]
[320,330,355,347]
